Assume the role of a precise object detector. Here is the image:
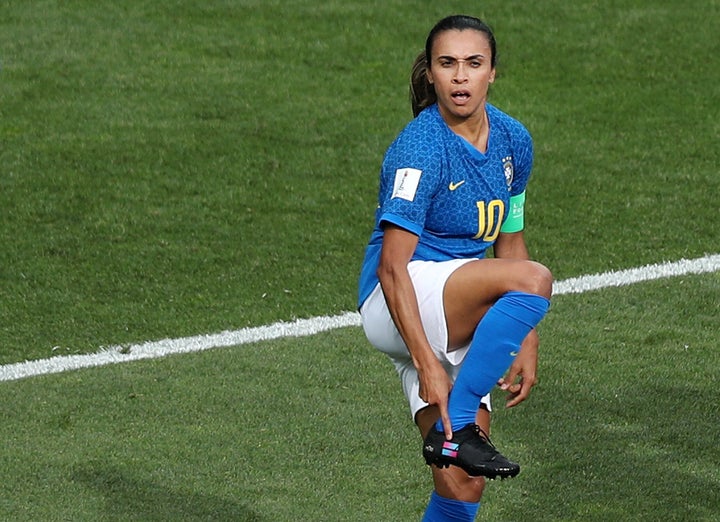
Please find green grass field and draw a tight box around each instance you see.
[1,0,718,520]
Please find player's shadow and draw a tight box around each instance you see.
[72,464,263,521]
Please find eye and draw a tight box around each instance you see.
[470,60,482,68]
[439,59,455,68]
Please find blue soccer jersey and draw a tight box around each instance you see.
[358,103,534,308]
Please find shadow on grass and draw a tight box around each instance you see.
[72,464,263,522]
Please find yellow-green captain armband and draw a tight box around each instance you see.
[499,191,526,233]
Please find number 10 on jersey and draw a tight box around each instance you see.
[472,200,504,241]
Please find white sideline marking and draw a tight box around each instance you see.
[1,254,719,383]
[552,253,720,294]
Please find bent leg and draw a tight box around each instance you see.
[443,258,552,348]
[436,258,551,433]
[439,290,550,432]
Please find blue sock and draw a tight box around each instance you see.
[422,490,480,521]
[436,291,550,433]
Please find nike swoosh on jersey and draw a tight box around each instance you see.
[448,180,466,191]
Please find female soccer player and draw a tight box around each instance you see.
[358,15,553,521]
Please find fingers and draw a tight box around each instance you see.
[500,366,519,392]
[498,375,527,407]
[505,374,537,408]
[419,368,454,439]
[439,401,453,440]
[505,382,528,408]
[419,392,452,439]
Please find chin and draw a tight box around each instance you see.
[439,101,481,121]
[448,106,477,119]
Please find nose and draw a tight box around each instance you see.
[452,62,469,83]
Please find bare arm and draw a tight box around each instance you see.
[492,230,530,260]
[493,231,540,408]
[377,224,454,438]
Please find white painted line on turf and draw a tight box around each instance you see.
[1,254,719,383]
[0,312,361,383]
[552,253,720,294]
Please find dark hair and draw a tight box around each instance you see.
[410,15,497,117]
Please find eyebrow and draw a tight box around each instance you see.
[436,54,486,61]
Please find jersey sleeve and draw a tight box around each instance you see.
[376,120,444,235]
[509,122,533,196]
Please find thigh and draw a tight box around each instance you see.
[444,258,552,348]
[361,260,477,366]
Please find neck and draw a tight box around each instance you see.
[440,104,490,153]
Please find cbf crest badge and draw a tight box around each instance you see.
[502,155,514,189]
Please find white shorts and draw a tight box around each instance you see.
[360,259,492,421]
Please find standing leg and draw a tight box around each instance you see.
[417,406,490,521]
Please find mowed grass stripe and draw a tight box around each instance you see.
[2,254,719,383]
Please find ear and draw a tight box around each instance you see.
[489,68,496,84]
[426,66,434,85]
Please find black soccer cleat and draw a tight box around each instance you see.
[422,423,521,480]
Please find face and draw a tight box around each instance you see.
[426,29,496,121]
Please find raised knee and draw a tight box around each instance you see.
[525,261,553,298]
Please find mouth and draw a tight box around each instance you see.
[451,90,471,104]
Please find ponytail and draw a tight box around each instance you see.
[409,51,436,117]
